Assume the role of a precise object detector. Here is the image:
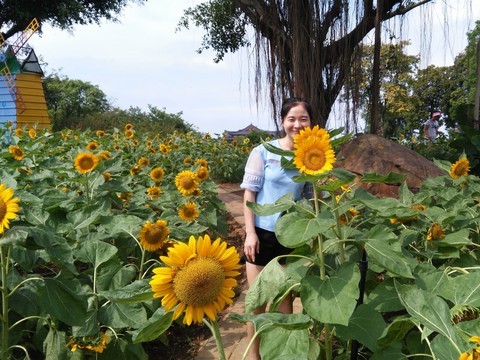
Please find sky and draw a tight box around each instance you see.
[22,1,480,135]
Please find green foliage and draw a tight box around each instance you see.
[0,122,250,358]
[43,73,110,130]
[0,0,146,40]
[231,139,480,359]
[177,0,249,62]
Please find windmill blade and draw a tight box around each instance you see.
[11,18,39,55]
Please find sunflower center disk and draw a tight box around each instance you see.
[0,199,6,220]
[145,227,166,244]
[173,257,225,306]
[180,177,195,190]
[81,158,94,169]
[304,149,326,170]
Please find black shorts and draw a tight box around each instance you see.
[246,227,292,266]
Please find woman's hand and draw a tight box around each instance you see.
[244,231,260,263]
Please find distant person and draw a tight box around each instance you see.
[423,111,443,142]
[240,97,312,360]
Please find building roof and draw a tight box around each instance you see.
[223,123,278,140]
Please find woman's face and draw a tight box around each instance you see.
[282,104,311,140]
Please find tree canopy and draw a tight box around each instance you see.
[178,0,470,131]
[0,0,146,41]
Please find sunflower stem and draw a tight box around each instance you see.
[313,186,326,280]
[0,245,10,360]
[203,319,226,360]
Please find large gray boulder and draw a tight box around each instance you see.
[334,134,446,198]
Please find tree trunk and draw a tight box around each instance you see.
[370,0,383,135]
[474,40,480,130]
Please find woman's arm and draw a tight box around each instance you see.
[243,189,259,263]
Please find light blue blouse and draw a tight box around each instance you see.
[240,139,305,231]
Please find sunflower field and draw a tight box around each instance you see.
[230,126,480,359]
[0,123,250,359]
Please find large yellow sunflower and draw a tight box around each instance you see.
[139,220,170,252]
[294,125,330,146]
[150,234,241,325]
[0,184,20,234]
[175,171,198,196]
[450,157,470,179]
[293,136,336,175]
[9,145,25,160]
[28,128,37,138]
[150,167,165,183]
[178,203,199,222]
[74,152,99,174]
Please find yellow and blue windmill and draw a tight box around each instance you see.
[0,18,50,131]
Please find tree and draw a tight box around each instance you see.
[178,0,442,131]
[0,0,146,42]
[43,73,110,129]
[344,41,420,138]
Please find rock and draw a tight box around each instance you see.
[334,134,446,198]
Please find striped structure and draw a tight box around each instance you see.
[0,18,50,130]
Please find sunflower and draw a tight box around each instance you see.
[175,171,198,196]
[150,234,241,325]
[243,137,250,144]
[339,208,359,225]
[138,157,150,168]
[204,133,211,140]
[0,184,20,234]
[450,157,470,179]
[98,150,111,160]
[114,144,122,151]
[159,144,170,154]
[232,140,238,147]
[150,167,165,183]
[74,152,99,174]
[86,141,98,151]
[147,186,163,200]
[178,203,199,222]
[131,139,139,147]
[102,172,111,182]
[9,145,25,160]
[294,125,329,146]
[139,220,170,252]
[14,128,23,138]
[183,157,193,165]
[66,332,109,353]
[125,123,133,130]
[130,165,141,176]
[196,166,209,181]
[96,130,105,137]
[125,129,134,139]
[426,222,445,241]
[293,136,336,175]
[458,336,480,360]
[195,158,208,167]
[28,128,37,138]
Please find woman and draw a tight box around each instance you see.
[240,97,312,359]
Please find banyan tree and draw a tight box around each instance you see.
[178,0,473,133]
